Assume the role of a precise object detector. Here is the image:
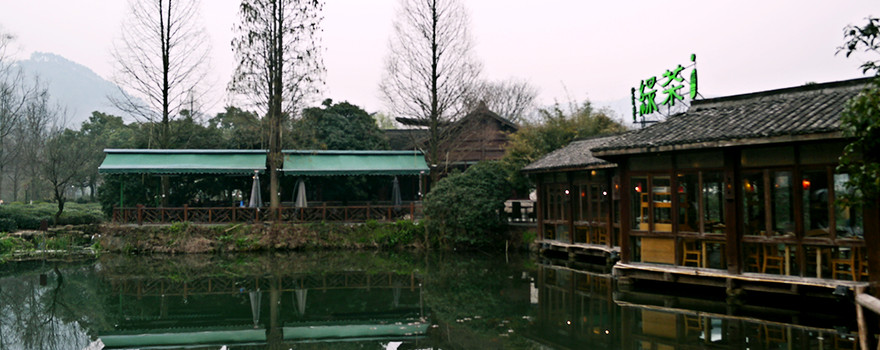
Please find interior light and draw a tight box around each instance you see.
[564,189,570,195]
[802,179,811,190]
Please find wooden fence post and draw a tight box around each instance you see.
[184,204,188,222]
[137,205,144,225]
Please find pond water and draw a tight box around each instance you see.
[0,251,862,349]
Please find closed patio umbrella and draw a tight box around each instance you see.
[392,176,402,207]
[248,172,262,208]
[294,178,308,208]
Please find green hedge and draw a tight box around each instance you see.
[0,202,104,230]
[0,218,16,233]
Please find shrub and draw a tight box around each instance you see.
[0,235,32,256]
[0,218,16,233]
[423,161,512,249]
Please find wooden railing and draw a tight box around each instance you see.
[112,203,423,224]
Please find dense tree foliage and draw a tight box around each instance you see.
[293,99,389,150]
[837,17,880,208]
[501,100,627,194]
[288,99,391,204]
[423,161,511,248]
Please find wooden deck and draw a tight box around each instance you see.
[112,203,423,224]
[614,262,870,296]
[538,239,620,265]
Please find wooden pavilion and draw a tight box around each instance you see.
[98,149,429,224]
[522,136,621,262]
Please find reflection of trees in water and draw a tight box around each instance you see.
[0,264,109,350]
[422,253,535,349]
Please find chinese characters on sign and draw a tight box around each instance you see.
[631,54,699,123]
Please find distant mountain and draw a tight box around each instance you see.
[15,52,135,128]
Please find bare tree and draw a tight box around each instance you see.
[111,0,211,149]
[379,0,482,181]
[11,83,56,202]
[230,0,324,212]
[0,30,34,201]
[464,79,539,124]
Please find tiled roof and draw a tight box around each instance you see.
[384,129,427,150]
[593,77,872,155]
[522,136,617,172]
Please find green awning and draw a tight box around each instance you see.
[283,322,429,340]
[282,150,429,176]
[98,149,267,175]
[99,328,266,348]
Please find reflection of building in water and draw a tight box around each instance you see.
[619,304,859,350]
[97,271,427,349]
[616,282,862,349]
[534,260,863,349]
[529,263,620,349]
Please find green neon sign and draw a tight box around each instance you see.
[632,54,699,122]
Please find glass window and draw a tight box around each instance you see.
[677,173,699,232]
[742,172,766,236]
[802,170,829,235]
[834,174,863,239]
[578,184,588,221]
[632,176,648,231]
[703,172,725,233]
[771,171,794,236]
[590,184,603,220]
[653,176,672,232]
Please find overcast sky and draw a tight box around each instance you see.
[0,1,876,122]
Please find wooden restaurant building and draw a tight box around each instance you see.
[522,136,621,261]
[530,77,878,294]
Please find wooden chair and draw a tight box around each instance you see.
[682,240,702,267]
[760,324,787,344]
[683,315,702,336]
[593,227,608,246]
[832,247,862,281]
[761,245,785,274]
[744,245,761,272]
[857,248,869,281]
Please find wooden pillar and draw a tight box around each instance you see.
[724,149,741,274]
[865,198,880,296]
[619,162,632,263]
[137,204,144,226]
[536,175,545,240]
[567,172,575,244]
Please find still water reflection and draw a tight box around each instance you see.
[0,252,861,349]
